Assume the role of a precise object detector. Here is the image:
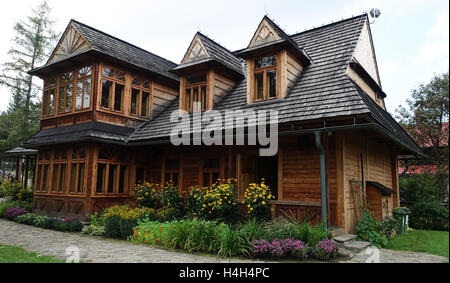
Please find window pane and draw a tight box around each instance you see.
[42,165,49,192]
[84,78,91,108]
[131,88,139,115]
[255,56,277,69]
[114,83,124,111]
[51,164,58,192]
[204,159,220,169]
[267,70,277,98]
[203,172,210,187]
[255,73,263,100]
[108,164,117,193]
[119,165,127,193]
[59,164,66,192]
[201,86,207,111]
[187,75,206,85]
[185,89,191,111]
[78,66,91,78]
[136,167,145,185]
[96,163,106,193]
[60,72,73,83]
[212,172,220,184]
[77,163,85,193]
[165,160,179,171]
[70,163,77,192]
[49,89,55,115]
[65,84,73,112]
[101,79,112,109]
[193,87,199,112]
[36,165,42,191]
[43,90,49,115]
[58,86,65,113]
[76,81,83,110]
[141,92,149,117]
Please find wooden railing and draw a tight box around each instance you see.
[270,200,322,225]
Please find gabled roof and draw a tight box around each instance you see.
[237,15,311,66]
[172,32,243,76]
[128,14,424,158]
[30,20,179,82]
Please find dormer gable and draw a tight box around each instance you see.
[47,23,92,65]
[173,32,243,113]
[248,17,283,47]
[181,34,210,63]
[238,16,310,103]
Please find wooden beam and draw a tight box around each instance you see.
[278,148,283,200]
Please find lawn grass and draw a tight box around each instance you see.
[386,230,449,259]
[0,244,65,263]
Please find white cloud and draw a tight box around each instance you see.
[414,11,449,65]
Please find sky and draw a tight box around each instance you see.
[0,0,448,115]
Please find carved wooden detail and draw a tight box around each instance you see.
[182,35,210,63]
[249,19,281,48]
[48,24,91,64]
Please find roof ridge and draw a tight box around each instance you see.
[289,13,368,37]
[195,31,241,61]
[70,19,178,67]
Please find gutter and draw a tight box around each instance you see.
[314,131,328,229]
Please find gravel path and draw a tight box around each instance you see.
[342,247,448,263]
[0,219,255,263]
[1,219,447,263]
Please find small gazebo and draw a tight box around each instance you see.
[1,147,37,190]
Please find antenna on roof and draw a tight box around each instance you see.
[368,8,381,24]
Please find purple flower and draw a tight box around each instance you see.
[4,207,29,220]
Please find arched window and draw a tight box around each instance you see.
[58,71,74,113]
[101,66,126,112]
[131,77,151,117]
[75,66,92,110]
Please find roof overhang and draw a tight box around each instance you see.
[349,60,386,99]
[366,181,395,196]
[236,39,311,67]
[170,58,244,80]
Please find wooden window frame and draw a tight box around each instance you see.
[50,149,68,194]
[75,66,93,111]
[100,65,126,113]
[95,146,129,195]
[57,71,74,114]
[202,158,221,187]
[183,74,208,113]
[130,76,152,117]
[250,54,280,102]
[163,159,180,186]
[42,79,56,117]
[69,148,87,195]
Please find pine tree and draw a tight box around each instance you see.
[0,0,58,151]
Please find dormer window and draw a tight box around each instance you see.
[184,74,207,113]
[253,55,278,101]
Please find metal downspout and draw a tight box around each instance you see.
[315,131,328,229]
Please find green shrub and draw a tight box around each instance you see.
[161,182,182,216]
[242,180,274,221]
[409,201,449,231]
[380,216,399,240]
[0,180,22,201]
[16,213,46,227]
[43,218,60,230]
[185,186,207,218]
[217,224,249,257]
[134,182,163,209]
[104,215,138,239]
[89,212,104,226]
[355,210,388,248]
[82,225,105,236]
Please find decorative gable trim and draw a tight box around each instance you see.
[248,18,282,48]
[181,34,210,64]
[47,23,92,65]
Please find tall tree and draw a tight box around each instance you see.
[0,0,58,150]
[396,71,449,201]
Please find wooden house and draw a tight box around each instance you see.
[24,14,424,233]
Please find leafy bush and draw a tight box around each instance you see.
[156,207,178,222]
[42,217,83,232]
[242,180,274,221]
[217,224,249,257]
[161,182,182,216]
[380,216,399,240]
[134,182,163,209]
[4,207,29,220]
[15,213,46,227]
[103,205,153,239]
[16,187,33,202]
[409,201,449,231]
[82,225,105,236]
[43,217,60,230]
[314,240,338,260]
[355,210,388,248]
[88,212,104,226]
[251,238,310,259]
[0,180,23,201]
[193,179,240,224]
[185,186,207,218]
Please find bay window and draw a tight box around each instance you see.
[101,66,125,112]
[58,71,74,113]
[131,77,151,117]
[75,66,92,110]
[42,79,56,116]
